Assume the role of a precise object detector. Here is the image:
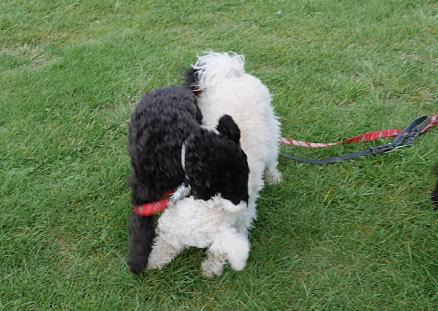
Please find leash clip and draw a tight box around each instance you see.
[389,116,430,151]
[406,115,431,133]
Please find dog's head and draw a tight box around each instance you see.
[183,115,249,206]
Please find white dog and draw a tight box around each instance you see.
[147,52,281,277]
[194,52,282,215]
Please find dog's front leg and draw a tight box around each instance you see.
[147,236,183,270]
[201,250,226,278]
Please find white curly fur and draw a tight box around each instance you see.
[148,196,250,277]
[147,52,281,277]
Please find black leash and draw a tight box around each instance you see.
[280,116,432,165]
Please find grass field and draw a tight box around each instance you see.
[1,0,437,310]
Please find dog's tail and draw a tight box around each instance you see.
[192,52,246,91]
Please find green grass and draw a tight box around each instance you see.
[1,0,437,310]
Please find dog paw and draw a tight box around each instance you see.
[147,261,166,270]
[146,255,167,270]
[265,170,282,185]
[201,261,223,278]
[146,261,160,270]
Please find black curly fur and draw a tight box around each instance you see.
[185,115,249,205]
[127,87,249,274]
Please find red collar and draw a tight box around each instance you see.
[133,190,174,217]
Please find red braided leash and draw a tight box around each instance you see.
[281,114,438,148]
[133,190,174,217]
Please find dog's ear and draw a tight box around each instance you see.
[216,114,240,143]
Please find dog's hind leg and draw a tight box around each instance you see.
[128,213,154,274]
[147,236,183,270]
[127,212,155,274]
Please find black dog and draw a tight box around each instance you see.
[127,86,249,274]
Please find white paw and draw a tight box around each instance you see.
[146,259,163,270]
[266,170,282,185]
[147,251,168,270]
[201,261,223,278]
